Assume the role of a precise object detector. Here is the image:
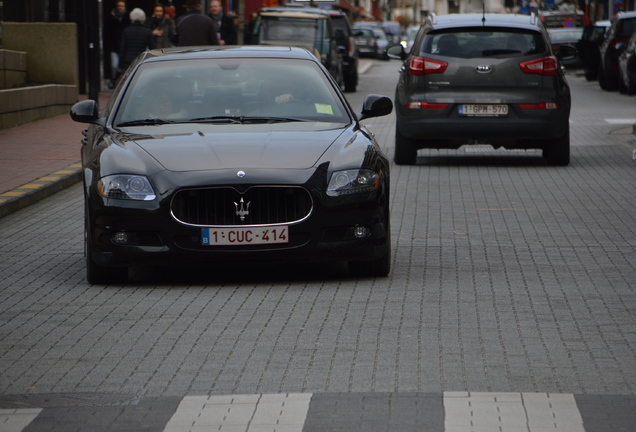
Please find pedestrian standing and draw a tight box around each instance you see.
[145,3,176,48]
[174,0,220,47]
[104,0,130,89]
[119,8,156,77]
[208,0,237,45]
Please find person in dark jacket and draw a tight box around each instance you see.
[104,0,130,89]
[208,0,237,45]
[119,8,155,76]
[145,3,175,49]
[174,0,219,46]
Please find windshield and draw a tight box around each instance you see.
[114,57,350,126]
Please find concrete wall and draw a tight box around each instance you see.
[2,22,79,86]
[0,23,79,130]
[0,84,78,130]
[0,49,27,89]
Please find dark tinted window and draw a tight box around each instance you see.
[422,29,547,58]
[617,18,636,38]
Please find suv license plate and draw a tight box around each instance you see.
[202,226,288,246]
[459,104,508,116]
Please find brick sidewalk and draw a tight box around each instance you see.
[0,92,111,218]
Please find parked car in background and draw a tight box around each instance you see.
[577,20,610,80]
[598,11,636,90]
[401,25,420,52]
[388,13,576,166]
[381,21,403,44]
[618,31,636,94]
[252,7,345,89]
[329,10,359,92]
[70,46,394,283]
[353,21,402,44]
[354,26,390,59]
[548,27,584,67]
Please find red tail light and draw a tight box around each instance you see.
[609,37,628,47]
[519,56,558,76]
[409,56,448,75]
[406,101,449,109]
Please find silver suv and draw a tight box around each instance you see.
[388,13,576,166]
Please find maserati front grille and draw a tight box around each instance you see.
[171,186,313,226]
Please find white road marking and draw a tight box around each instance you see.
[444,392,584,432]
[163,393,312,432]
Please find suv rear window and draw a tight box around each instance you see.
[422,29,547,58]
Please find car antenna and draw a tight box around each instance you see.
[482,2,486,26]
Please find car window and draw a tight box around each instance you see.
[331,16,349,35]
[260,17,319,47]
[114,58,350,125]
[422,29,546,58]
[548,29,583,41]
[617,18,636,38]
[373,29,388,41]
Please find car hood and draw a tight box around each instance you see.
[128,126,346,172]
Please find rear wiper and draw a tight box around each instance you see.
[117,118,176,126]
[482,49,521,56]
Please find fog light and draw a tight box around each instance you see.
[353,226,369,238]
[112,232,129,244]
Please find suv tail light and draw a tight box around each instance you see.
[409,56,448,75]
[519,56,558,76]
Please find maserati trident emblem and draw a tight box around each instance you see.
[476,65,492,73]
[234,197,250,221]
[237,170,246,178]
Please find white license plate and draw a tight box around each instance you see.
[202,226,288,246]
[459,104,508,116]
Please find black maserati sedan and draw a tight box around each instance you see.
[71,46,393,284]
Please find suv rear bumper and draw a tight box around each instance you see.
[397,105,569,147]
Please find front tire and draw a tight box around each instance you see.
[85,204,128,284]
[543,128,570,166]
[394,129,418,165]
[349,231,391,277]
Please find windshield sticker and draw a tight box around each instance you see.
[315,104,333,115]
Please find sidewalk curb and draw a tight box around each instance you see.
[0,163,82,219]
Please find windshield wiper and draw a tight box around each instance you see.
[117,118,176,126]
[188,116,307,124]
[189,116,244,124]
[241,116,307,124]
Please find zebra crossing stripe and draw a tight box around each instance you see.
[443,392,584,432]
[163,393,312,432]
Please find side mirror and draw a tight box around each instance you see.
[386,44,407,60]
[70,99,100,124]
[359,94,393,121]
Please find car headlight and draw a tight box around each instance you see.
[98,175,156,201]
[327,169,380,197]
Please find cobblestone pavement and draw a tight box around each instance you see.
[0,60,635,431]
